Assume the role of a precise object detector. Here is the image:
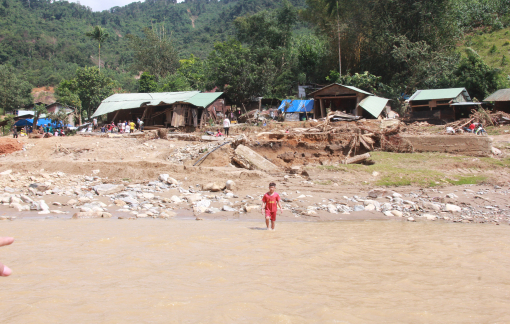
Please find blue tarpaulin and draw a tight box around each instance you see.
[14,118,70,127]
[278,100,314,113]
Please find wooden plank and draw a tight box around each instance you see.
[320,99,325,118]
[111,110,120,123]
[314,95,357,99]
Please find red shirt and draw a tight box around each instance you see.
[262,192,280,212]
[469,123,476,130]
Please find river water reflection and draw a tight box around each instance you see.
[1,219,509,323]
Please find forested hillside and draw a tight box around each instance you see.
[0,0,307,88]
[1,0,510,119]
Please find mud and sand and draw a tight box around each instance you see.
[0,133,508,225]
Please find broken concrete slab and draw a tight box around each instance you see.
[233,145,278,172]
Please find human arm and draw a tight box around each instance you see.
[277,197,282,214]
[0,237,14,277]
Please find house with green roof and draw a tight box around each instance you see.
[92,91,226,129]
[308,83,390,119]
[408,88,480,121]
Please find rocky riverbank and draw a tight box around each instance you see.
[0,168,508,225]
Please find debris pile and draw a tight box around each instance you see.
[0,139,24,155]
[167,143,219,164]
[446,109,510,130]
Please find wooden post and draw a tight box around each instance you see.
[356,95,360,116]
[141,107,148,122]
[313,100,317,119]
[111,110,119,123]
[320,99,325,118]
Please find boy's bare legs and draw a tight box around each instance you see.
[265,217,270,229]
[271,220,275,230]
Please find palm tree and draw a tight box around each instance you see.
[85,26,109,71]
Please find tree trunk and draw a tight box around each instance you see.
[337,7,342,77]
[33,115,39,134]
[98,43,101,71]
[343,153,370,165]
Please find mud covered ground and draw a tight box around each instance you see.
[0,134,508,225]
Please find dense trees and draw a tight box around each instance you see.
[1,0,509,114]
[0,65,33,114]
[127,28,179,79]
[56,67,117,121]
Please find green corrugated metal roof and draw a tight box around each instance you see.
[184,92,223,107]
[359,96,389,118]
[91,91,200,117]
[308,83,373,97]
[409,88,466,101]
[342,85,373,96]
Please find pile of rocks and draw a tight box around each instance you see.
[166,143,218,164]
[287,188,509,225]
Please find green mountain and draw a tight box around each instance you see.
[0,0,307,89]
[458,27,510,78]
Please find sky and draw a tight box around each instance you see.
[71,0,184,12]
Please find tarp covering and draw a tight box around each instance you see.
[278,100,314,113]
[14,118,70,127]
[91,91,200,117]
[184,92,223,108]
[359,96,389,118]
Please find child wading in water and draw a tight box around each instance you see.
[262,182,282,230]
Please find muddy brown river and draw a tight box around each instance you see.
[1,219,509,323]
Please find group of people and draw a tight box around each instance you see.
[463,122,487,135]
[12,124,65,138]
[99,118,144,134]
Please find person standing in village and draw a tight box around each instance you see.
[12,126,18,139]
[93,117,98,131]
[236,107,242,121]
[129,120,135,133]
[261,182,282,231]
[223,116,230,137]
[138,117,144,132]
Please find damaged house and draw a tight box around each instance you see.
[484,89,510,113]
[92,91,225,129]
[408,88,481,122]
[308,83,390,119]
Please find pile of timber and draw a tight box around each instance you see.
[446,109,510,130]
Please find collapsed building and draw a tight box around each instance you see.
[308,83,390,119]
[484,89,510,113]
[92,91,226,129]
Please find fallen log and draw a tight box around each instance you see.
[342,153,371,165]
